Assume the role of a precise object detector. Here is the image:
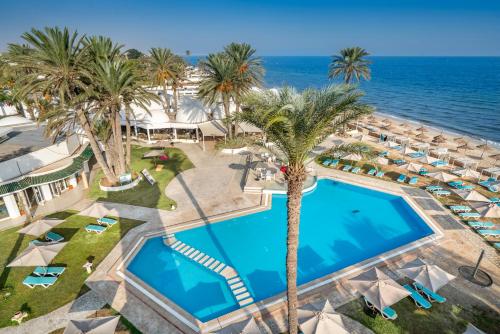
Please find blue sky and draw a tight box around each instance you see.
[1,0,499,56]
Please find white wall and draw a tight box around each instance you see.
[0,103,19,117]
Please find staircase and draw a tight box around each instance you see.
[163,235,254,307]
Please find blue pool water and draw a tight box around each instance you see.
[128,179,434,321]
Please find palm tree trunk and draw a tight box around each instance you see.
[285,168,306,334]
[113,109,127,174]
[223,98,233,138]
[162,83,170,112]
[173,85,178,113]
[76,109,118,184]
[234,100,241,136]
[125,110,132,168]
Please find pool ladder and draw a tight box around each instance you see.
[163,234,254,307]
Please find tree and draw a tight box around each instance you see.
[125,48,144,60]
[240,85,373,334]
[170,55,187,116]
[12,27,119,183]
[329,47,371,83]
[198,52,237,137]
[185,50,191,56]
[224,43,264,133]
[146,47,177,113]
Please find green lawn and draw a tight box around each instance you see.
[339,296,500,334]
[0,211,144,328]
[89,146,194,210]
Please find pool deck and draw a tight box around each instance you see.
[82,143,499,334]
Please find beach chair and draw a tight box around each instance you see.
[408,177,419,185]
[32,266,65,277]
[456,184,475,190]
[379,151,389,157]
[364,297,397,320]
[431,160,448,167]
[426,185,442,192]
[367,168,377,176]
[419,167,429,176]
[408,152,425,159]
[141,168,156,185]
[29,240,47,246]
[467,221,495,229]
[376,171,385,178]
[490,197,500,203]
[23,275,58,288]
[448,181,463,188]
[449,205,472,213]
[479,178,496,187]
[413,282,446,303]
[397,174,407,183]
[477,229,500,238]
[393,145,402,151]
[45,231,64,242]
[493,242,500,250]
[85,224,107,234]
[393,159,406,166]
[322,159,332,166]
[97,217,117,227]
[459,212,481,219]
[351,167,361,174]
[330,159,340,167]
[433,190,451,196]
[403,284,432,309]
[342,165,352,172]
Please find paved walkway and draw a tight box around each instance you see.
[0,290,106,334]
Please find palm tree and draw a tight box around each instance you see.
[169,56,187,117]
[241,85,373,334]
[224,43,264,132]
[146,47,177,113]
[198,52,237,137]
[329,47,371,83]
[12,27,119,183]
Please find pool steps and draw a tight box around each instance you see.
[163,234,254,307]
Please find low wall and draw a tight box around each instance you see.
[220,147,248,155]
[99,176,142,192]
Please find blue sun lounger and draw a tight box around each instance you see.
[434,190,451,196]
[408,177,419,185]
[431,160,448,167]
[376,171,385,178]
[413,282,446,303]
[23,275,58,288]
[490,197,500,203]
[448,181,463,188]
[85,224,107,234]
[419,168,429,176]
[450,205,472,212]
[45,231,64,242]
[459,212,481,219]
[494,242,500,249]
[322,159,332,166]
[29,240,47,246]
[379,151,389,157]
[403,284,432,309]
[342,165,352,172]
[393,159,406,165]
[97,217,117,226]
[33,266,66,277]
[408,152,425,159]
[364,297,397,320]
[467,221,495,229]
[367,168,377,176]
[397,174,407,183]
[426,185,442,192]
[456,184,475,190]
[477,229,500,237]
[351,167,361,174]
[330,159,340,167]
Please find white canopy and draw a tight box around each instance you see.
[198,121,227,137]
[419,155,439,164]
[398,258,456,292]
[399,162,423,173]
[8,242,67,267]
[427,171,457,182]
[298,300,349,334]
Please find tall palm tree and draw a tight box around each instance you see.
[329,47,371,83]
[224,43,264,132]
[170,55,187,116]
[146,47,177,113]
[198,52,237,137]
[12,27,119,183]
[241,85,373,334]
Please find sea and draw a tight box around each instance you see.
[188,56,500,145]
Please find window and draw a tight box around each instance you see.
[0,197,9,219]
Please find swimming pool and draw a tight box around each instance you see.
[127,179,434,322]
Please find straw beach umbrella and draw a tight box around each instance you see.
[7,242,67,267]
[298,300,349,334]
[427,171,457,183]
[349,267,410,312]
[489,153,500,165]
[215,317,263,334]
[415,133,429,141]
[453,189,490,202]
[416,126,428,132]
[18,219,64,237]
[476,143,493,158]
[79,204,120,218]
[458,142,473,154]
[399,162,423,173]
[470,202,500,218]
[143,149,165,166]
[64,316,120,334]
[432,135,446,144]
[398,258,455,292]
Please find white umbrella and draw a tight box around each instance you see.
[374,156,389,165]
[403,146,416,155]
[342,153,362,162]
[470,202,500,218]
[453,168,481,179]
[215,317,263,334]
[383,141,399,148]
[453,189,490,202]
[64,316,120,334]
[142,149,165,158]
[18,219,64,237]
[7,242,67,267]
[79,204,119,218]
[427,171,457,183]
[398,258,456,292]
[298,300,349,334]
[349,267,410,312]
[399,162,423,173]
[419,155,439,165]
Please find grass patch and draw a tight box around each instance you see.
[339,297,500,334]
[89,145,194,210]
[0,211,144,328]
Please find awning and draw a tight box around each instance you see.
[238,122,262,133]
[198,121,227,137]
